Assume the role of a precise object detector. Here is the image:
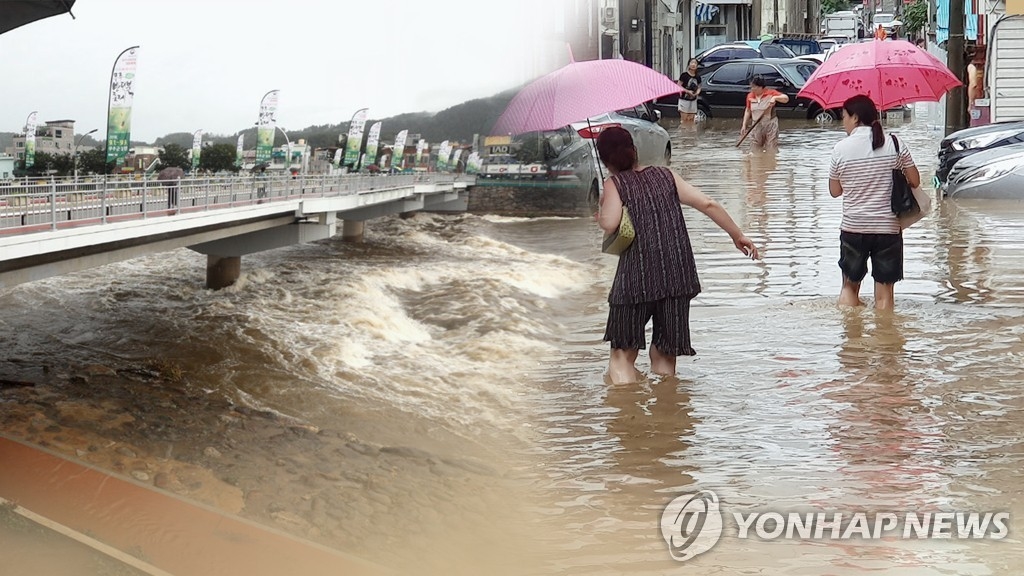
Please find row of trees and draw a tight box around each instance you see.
[14,142,241,178]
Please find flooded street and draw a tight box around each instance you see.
[2,107,1024,574]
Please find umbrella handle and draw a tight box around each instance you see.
[736,115,764,148]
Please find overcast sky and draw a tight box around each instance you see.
[0,0,567,141]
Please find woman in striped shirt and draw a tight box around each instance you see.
[828,95,921,310]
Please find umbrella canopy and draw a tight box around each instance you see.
[0,0,76,35]
[157,166,184,185]
[798,39,961,110]
[491,57,682,135]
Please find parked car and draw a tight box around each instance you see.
[666,58,840,123]
[762,37,822,56]
[484,102,672,208]
[936,120,1024,185]
[693,41,795,73]
[942,142,1024,199]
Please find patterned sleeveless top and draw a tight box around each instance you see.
[608,166,701,305]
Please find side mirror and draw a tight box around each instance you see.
[774,78,790,88]
[654,109,663,121]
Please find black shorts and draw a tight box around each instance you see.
[604,297,696,356]
[838,231,903,285]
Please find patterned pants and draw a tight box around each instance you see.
[750,117,780,149]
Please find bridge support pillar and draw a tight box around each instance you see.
[342,220,364,243]
[206,255,241,290]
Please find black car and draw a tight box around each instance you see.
[673,59,840,122]
[936,121,1024,184]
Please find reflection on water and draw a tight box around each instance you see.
[1,112,1023,574]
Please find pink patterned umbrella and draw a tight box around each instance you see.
[491,57,682,135]
[798,40,961,110]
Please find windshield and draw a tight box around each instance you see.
[760,43,795,58]
[874,13,894,24]
[780,63,819,87]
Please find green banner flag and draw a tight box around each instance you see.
[24,111,37,169]
[105,46,140,166]
[191,129,203,171]
[391,129,408,170]
[235,134,244,168]
[436,140,450,171]
[365,122,382,168]
[256,90,279,165]
[344,108,368,168]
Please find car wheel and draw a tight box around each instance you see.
[587,180,600,212]
[811,108,838,124]
[695,105,710,122]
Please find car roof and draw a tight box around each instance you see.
[707,57,813,66]
[956,142,1024,168]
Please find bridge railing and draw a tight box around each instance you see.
[0,172,466,235]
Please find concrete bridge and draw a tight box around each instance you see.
[0,172,473,290]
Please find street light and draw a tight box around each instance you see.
[73,128,98,182]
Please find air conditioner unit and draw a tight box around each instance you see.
[603,6,618,24]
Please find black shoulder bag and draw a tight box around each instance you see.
[890,134,918,216]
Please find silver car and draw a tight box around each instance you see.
[942,142,1024,199]
[572,102,673,168]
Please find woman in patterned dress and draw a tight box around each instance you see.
[595,127,760,384]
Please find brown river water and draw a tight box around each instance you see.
[1,106,1023,575]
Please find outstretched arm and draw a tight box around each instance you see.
[673,172,760,259]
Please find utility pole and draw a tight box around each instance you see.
[945,0,967,136]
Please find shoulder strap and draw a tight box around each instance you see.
[890,133,900,153]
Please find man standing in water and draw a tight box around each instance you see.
[741,76,789,150]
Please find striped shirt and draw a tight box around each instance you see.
[829,126,915,234]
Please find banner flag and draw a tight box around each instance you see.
[235,134,244,168]
[391,129,409,170]
[256,89,280,165]
[436,140,450,171]
[105,46,140,166]
[415,139,426,166]
[344,108,369,167]
[24,111,38,168]
[191,129,203,171]
[365,122,382,167]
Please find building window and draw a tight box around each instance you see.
[18,152,24,159]
[16,141,24,148]
[55,130,63,138]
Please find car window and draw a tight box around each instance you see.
[616,106,640,119]
[780,63,818,86]
[759,44,795,58]
[731,48,759,59]
[751,64,785,86]
[701,48,730,64]
[709,63,751,85]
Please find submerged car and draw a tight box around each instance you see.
[484,102,672,208]
[942,142,1024,199]
[936,120,1024,185]
[687,58,840,123]
[693,41,796,73]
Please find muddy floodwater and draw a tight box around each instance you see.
[2,107,1023,575]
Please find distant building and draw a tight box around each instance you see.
[125,146,162,173]
[0,155,15,180]
[3,120,85,160]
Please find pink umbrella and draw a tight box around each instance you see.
[798,40,961,110]
[491,56,682,135]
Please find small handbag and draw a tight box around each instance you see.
[601,207,635,255]
[890,134,918,217]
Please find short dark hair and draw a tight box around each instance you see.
[596,126,637,173]
[750,75,767,88]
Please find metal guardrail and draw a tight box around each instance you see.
[0,172,468,235]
